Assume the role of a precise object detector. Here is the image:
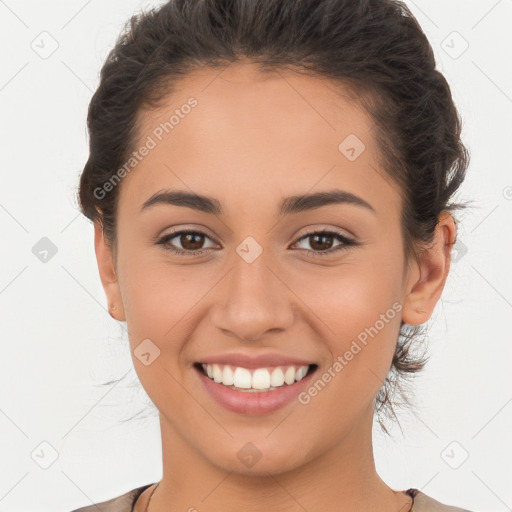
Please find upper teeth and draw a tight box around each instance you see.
[201,363,310,391]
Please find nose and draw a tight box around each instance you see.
[209,252,296,342]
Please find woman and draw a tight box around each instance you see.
[71,0,474,510]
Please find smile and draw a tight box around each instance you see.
[194,362,318,415]
[198,363,314,391]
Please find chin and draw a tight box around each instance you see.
[201,439,313,477]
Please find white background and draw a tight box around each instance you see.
[0,1,511,511]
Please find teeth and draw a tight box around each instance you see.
[270,367,285,387]
[212,364,223,383]
[284,366,295,385]
[233,367,252,388]
[252,368,271,389]
[200,363,311,391]
[222,365,234,386]
[296,366,307,380]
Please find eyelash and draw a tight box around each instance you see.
[155,229,358,257]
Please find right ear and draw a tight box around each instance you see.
[94,220,126,322]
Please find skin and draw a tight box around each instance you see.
[95,60,456,512]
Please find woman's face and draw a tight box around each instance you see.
[96,61,448,475]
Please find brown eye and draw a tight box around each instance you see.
[292,230,357,257]
[178,232,206,251]
[308,233,335,251]
[157,230,217,255]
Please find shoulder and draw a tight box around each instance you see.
[68,483,154,512]
[409,489,477,512]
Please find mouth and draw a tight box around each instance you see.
[194,362,318,392]
[193,361,318,415]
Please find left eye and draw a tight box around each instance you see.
[292,230,355,255]
[156,229,356,256]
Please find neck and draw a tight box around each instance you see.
[142,404,409,512]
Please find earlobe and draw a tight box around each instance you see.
[94,220,126,322]
[401,211,457,326]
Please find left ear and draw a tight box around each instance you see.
[401,211,457,325]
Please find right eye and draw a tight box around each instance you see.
[156,230,219,256]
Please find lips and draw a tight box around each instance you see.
[193,353,318,415]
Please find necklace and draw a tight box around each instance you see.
[145,482,159,512]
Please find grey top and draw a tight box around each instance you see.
[69,484,476,512]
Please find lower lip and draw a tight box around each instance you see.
[195,365,316,415]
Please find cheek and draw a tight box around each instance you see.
[305,251,403,329]
[117,257,210,407]
[118,252,215,342]
[306,259,403,388]
[287,266,404,441]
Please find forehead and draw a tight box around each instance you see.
[119,60,400,217]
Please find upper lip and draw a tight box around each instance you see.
[197,352,315,369]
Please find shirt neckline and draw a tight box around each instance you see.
[130,483,155,512]
[131,484,419,512]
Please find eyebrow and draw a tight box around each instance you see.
[140,188,376,216]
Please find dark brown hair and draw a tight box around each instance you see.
[78,0,470,434]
